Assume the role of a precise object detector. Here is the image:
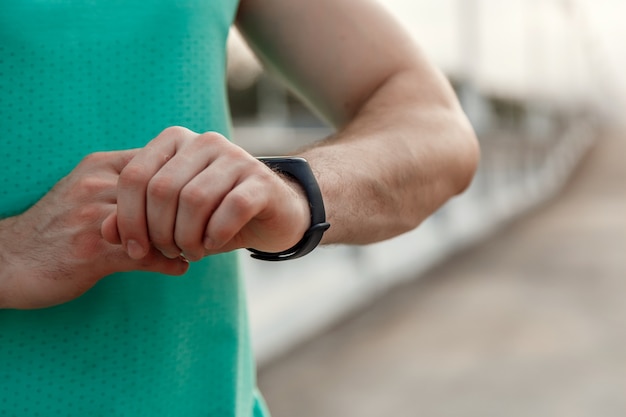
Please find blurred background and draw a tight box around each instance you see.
[228,1,625,416]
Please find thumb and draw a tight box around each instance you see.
[101,212,121,244]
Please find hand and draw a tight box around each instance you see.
[0,150,189,310]
[102,126,311,262]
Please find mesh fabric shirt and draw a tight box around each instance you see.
[0,1,269,416]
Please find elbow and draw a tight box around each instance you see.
[452,114,480,196]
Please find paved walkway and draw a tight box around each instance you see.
[257,130,626,417]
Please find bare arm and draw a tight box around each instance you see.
[110,0,478,264]
[0,0,479,309]
[236,0,479,244]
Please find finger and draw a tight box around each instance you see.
[106,245,190,276]
[77,149,139,174]
[145,139,220,259]
[106,148,142,174]
[73,152,136,204]
[101,212,121,244]
[116,131,185,259]
[203,179,268,252]
[135,246,190,276]
[173,158,242,261]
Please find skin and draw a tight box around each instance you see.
[0,151,189,309]
[0,0,479,309]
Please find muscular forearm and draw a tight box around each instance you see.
[300,70,479,245]
[237,0,479,246]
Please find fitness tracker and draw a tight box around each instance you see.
[249,157,330,261]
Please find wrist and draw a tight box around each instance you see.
[280,171,312,237]
[250,157,330,261]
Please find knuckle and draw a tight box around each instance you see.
[224,143,249,161]
[161,125,191,138]
[80,151,107,166]
[197,131,224,145]
[174,237,192,252]
[210,226,233,245]
[147,175,177,202]
[226,189,257,220]
[173,233,204,260]
[72,175,109,196]
[174,231,197,249]
[149,230,174,249]
[179,184,209,208]
[118,164,149,189]
[228,190,253,213]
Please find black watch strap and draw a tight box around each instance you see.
[249,157,330,261]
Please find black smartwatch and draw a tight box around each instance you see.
[249,157,330,261]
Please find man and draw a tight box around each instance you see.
[0,0,479,415]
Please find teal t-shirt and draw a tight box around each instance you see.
[0,1,268,416]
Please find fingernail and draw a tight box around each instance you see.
[127,239,146,259]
